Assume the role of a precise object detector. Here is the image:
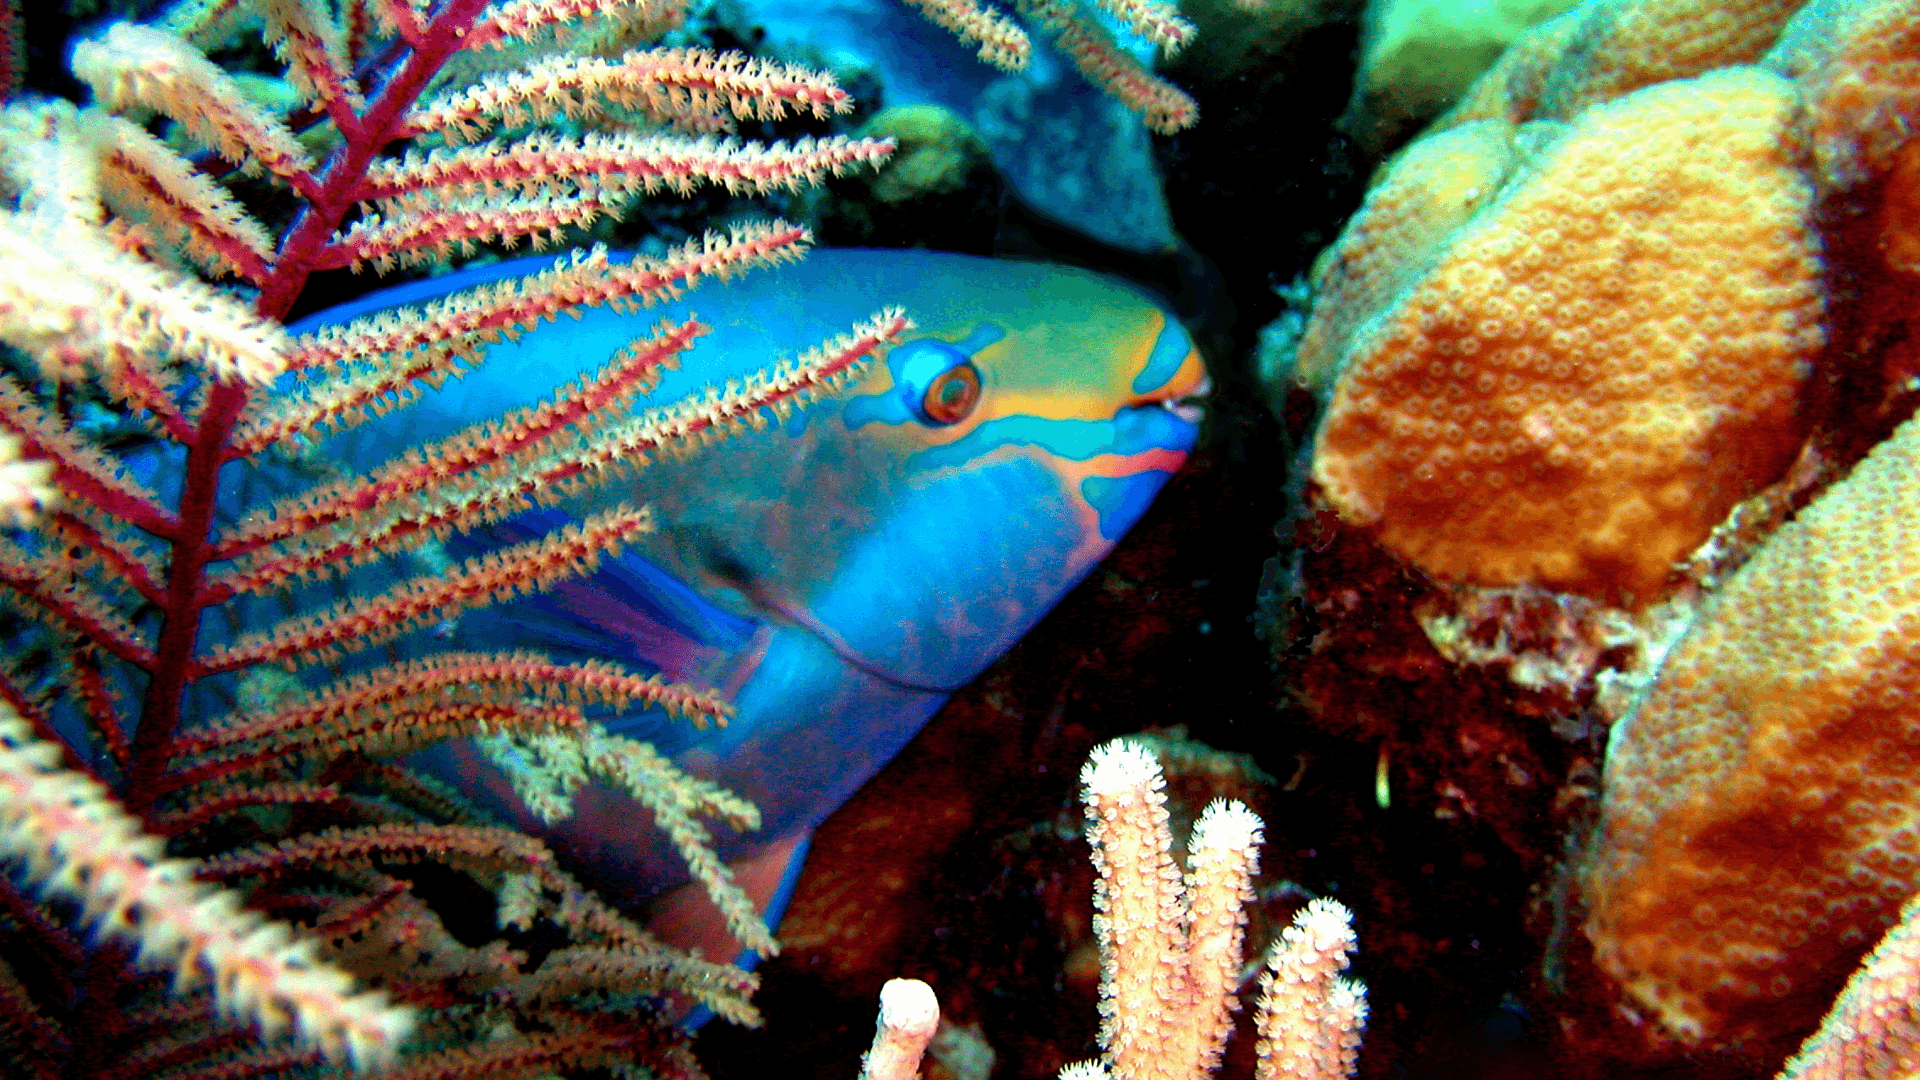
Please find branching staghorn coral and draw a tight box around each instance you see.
[1062,739,1367,1080]
[0,0,956,1075]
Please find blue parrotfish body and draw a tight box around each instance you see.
[295,247,1207,953]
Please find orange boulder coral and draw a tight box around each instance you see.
[1306,66,1825,604]
[1583,410,1920,1049]
[1436,0,1803,129]
[1530,0,1803,120]
[1290,119,1520,394]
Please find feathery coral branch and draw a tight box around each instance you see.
[218,317,699,589]
[0,0,954,1070]
[0,380,174,537]
[255,0,363,129]
[153,781,344,837]
[0,539,157,668]
[205,505,654,672]
[0,707,414,1069]
[0,433,54,529]
[178,651,730,760]
[900,0,1032,70]
[0,202,290,386]
[231,285,897,573]
[203,701,591,774]
[479,723,771,954]
[1089,0,1194,54]
[405,47,856,142]
[42,510,166,606]
[89,111,277,283]
[463,0,687,51]
[321,190,626,272]
[69,24,318,188]
[198,822,554,881]
[1018,0,1198,134]
[360,130,894,206]
[278,220,806,377]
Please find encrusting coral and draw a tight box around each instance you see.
[1776,890,1920,1080]
[0,0,1202,1074]
[1435,0,1805,130]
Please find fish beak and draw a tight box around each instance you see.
[1132,346,1210,426]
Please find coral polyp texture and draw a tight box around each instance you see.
[1527,0,1803,120]
[1436,0,1803,130]
[1584,409,1920,1051]
[1303,65,1823,604]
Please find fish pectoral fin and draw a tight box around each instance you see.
[646,830,812,972]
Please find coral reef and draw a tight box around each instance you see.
[1437,0,1804,129]
[1275,0,1920,1069]
[1585,408,1920,1051]
[1064,740,1365,1080]
[0,0,908,1070]
[1297,64,1825,605]
[1072,739,1268,1080]
[1776,890,1920,1080]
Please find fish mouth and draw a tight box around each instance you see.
[1161,374,1211,426]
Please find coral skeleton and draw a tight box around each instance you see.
[1062,739,1366,1080]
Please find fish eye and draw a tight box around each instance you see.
[895,340,983,426]
[921,364,981,425]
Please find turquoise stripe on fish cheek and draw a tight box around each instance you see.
[1112,402,1200,456]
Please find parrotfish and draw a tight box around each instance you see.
[296,247,1207,958]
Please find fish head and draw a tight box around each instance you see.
[639,254,1209,691]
